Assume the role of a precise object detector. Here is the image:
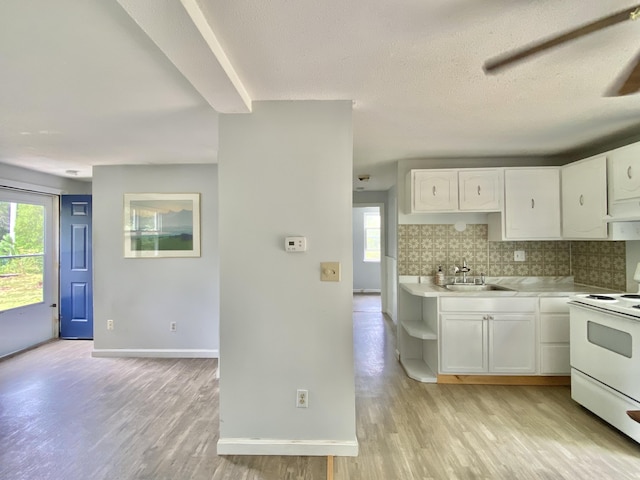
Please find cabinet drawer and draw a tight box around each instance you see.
[540,314,570,342]
[539,297,570,314]
[540,344,570,374]
[440,296,536,313]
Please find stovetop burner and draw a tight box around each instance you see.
[586,294,616,301]
[621,294,640,299]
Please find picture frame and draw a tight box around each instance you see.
[123,193,200,258]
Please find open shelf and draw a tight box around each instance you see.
[401,319,437,340]
[400,358,437,383]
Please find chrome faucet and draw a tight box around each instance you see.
[460,258,471,283]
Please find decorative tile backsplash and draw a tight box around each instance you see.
[571,241,626,291]
[398,224,626,290]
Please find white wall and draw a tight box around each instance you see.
[0,163,91,194]
[217,101,357,456]
[386,184,397,258]
[353,206,381,292]
[92,164,219,357]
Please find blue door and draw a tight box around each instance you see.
[60,195,93,339]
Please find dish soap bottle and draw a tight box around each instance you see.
[435,265,445,286]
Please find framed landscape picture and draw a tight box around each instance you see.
[123,193,200,258]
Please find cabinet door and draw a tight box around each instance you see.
[562,156,607,239]
[504,169,561,239]
[440,315,486,373]
[458,169,502,211]
[610,143,640,202]
[411,170,458,212]
[489,314,535,373]
[540,314,569,343]
[540,345,570,374]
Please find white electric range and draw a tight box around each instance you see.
[569,293,640,443]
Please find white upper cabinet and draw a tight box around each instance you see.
[561,155,608,239]
[410,170,458,212]
[458,169,502,211]
[410,168,502,213]
[505,168,561,239]
[609,142,640,203]
[489,168,561,240]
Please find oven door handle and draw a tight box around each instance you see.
[628,411,640,424]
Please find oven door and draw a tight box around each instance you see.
[569,302,640,402]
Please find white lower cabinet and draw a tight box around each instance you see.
[489,314,536,373]
[439,297,537,375]
[538,297,570,374]
[440,315,486,373]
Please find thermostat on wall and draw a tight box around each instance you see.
[285,236,307,252]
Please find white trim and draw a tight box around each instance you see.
[216,438,359,457]
[179,0,252,112]
[91,349,218,358]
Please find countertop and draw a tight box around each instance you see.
[399,276,617,298]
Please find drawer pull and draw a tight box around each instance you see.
[628,166,633,179]
[531,198,535,209]
[628,411,640,423]
[579,194,584,206]
[477,185,481,196]
[432,186,436,196]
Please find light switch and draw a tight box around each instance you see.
[321,262,341,282]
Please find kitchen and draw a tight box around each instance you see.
[4,1,640,477]
[390,145,640,447]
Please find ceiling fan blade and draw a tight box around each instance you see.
[606,51,640,96]
[484,5,640,73]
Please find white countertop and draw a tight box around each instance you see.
[399,276,617,298]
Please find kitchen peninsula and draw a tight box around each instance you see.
[397,276,615,384]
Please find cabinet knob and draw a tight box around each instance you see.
[432,186,436,196]
[628,166,633,179]
[579,194,584,206]
[531,198,535,209]
[477,185,481,196]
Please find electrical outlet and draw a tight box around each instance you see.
[296,389,309,408]
[514,250,526,262]
[107,319,114,331]
[170,321,177,332]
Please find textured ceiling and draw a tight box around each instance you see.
[2,0,640,190]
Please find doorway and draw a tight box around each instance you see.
[353,204,384,313]
[0,188,57,357]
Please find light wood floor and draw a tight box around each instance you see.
[1,294,640,479]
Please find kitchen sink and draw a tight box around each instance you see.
[441,283,514,292]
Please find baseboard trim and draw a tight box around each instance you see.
[353,289,381,294]
[0,338,58,362]
[91,349,218,359]
[437,374,571,386]
[216,438,359,457]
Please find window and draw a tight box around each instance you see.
[0,200,45,311]
[363,211,381,262]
